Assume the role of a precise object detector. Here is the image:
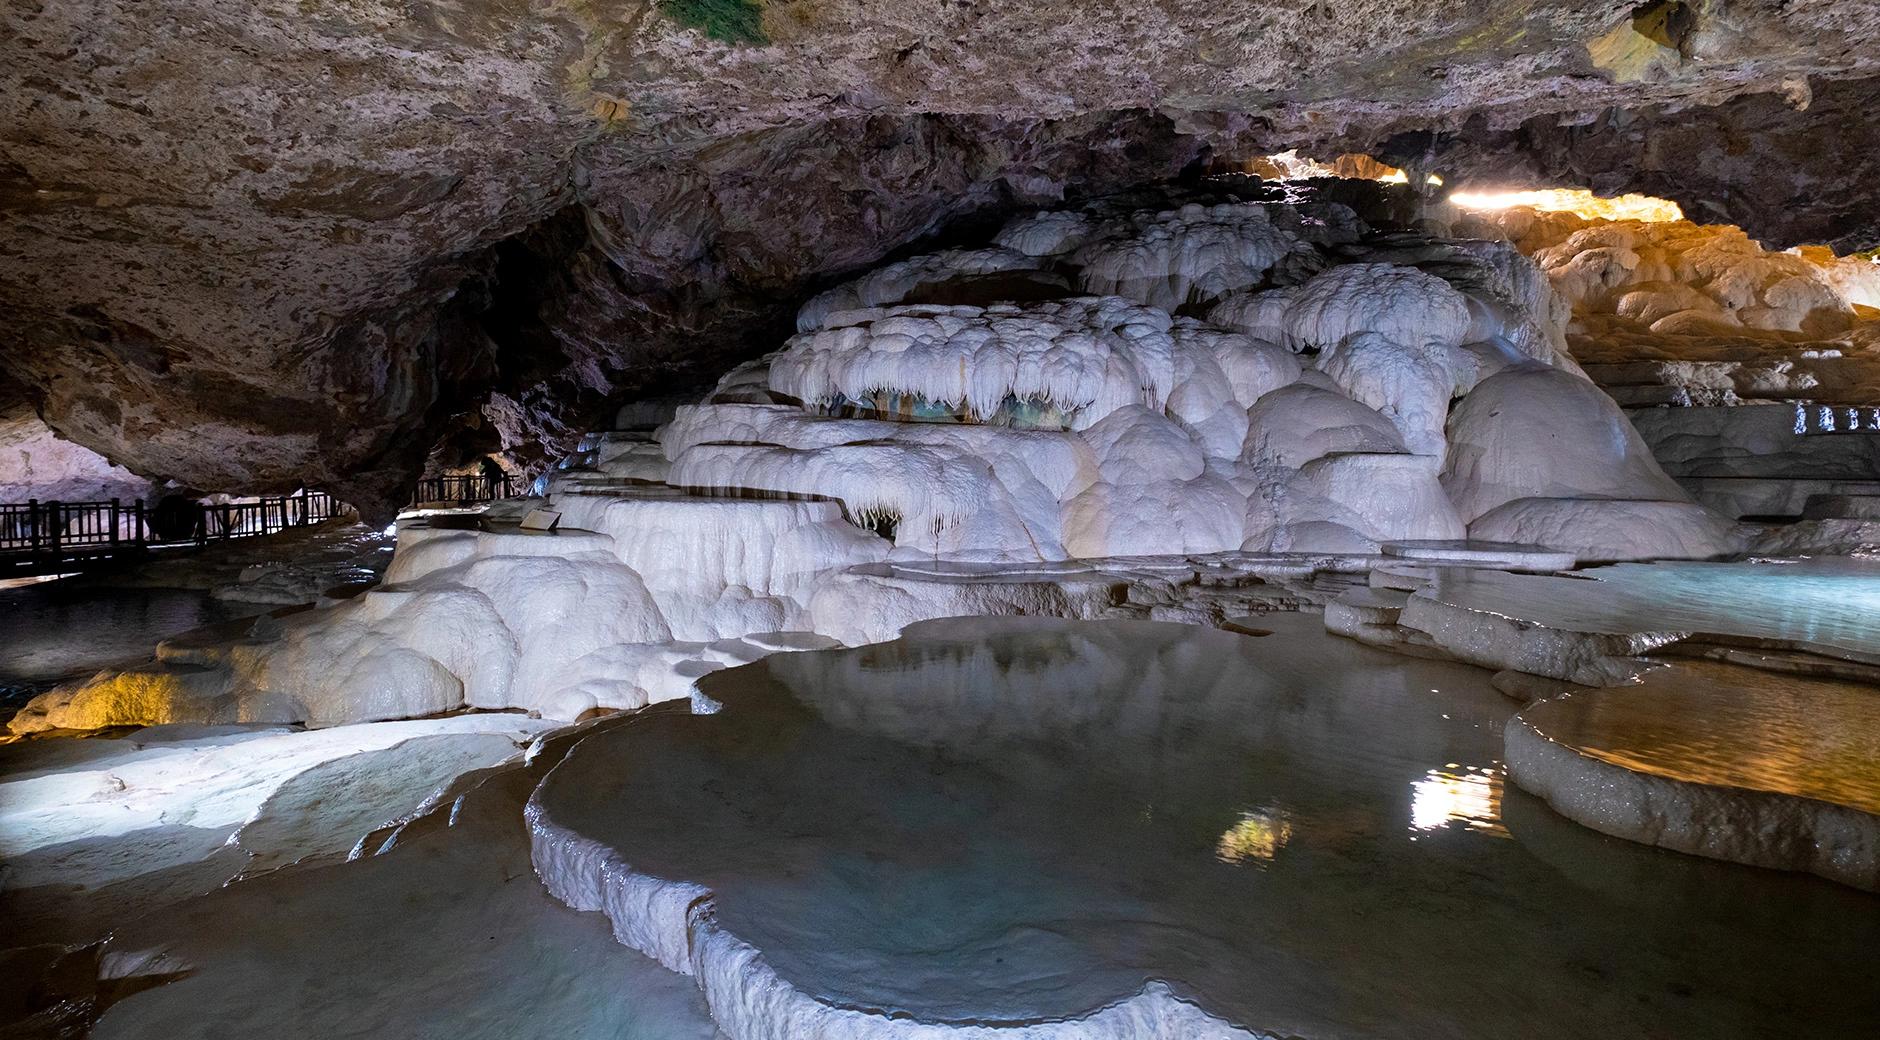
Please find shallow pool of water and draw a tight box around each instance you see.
[538,614,1878,1038]
[1430,557,1880,659]
[1520,664,1880,814]
[0,580,266,718]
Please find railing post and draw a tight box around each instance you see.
[134,500,146,548]
[27,498,39,554]
[46,500,61,558]
[110,498,120,546]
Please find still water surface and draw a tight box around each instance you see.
[0,579,265,720]
[541,613,1879,1038]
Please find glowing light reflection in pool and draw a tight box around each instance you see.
[1410,763,1509,837]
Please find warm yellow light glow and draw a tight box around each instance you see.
[1377,170,1444,186]
[1252,152,1438,185]
[0,573,76,590]
[1215,807,1294,865]
[1447,188,1683,222]
[1409,764,1509,837]
[1254,150,1341,180]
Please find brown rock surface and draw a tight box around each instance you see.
[2,0,1877,515]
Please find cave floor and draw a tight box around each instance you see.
[5,612,1873,1040]
[82,762,725,1040]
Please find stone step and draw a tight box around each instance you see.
[1325,586,1411,629]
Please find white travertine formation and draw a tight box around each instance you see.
[1071,202,1292,312]
[1442,364,1694,522]
[1296,453,1465,543]
[0,715,553,941]
[1213,264,1479,454]
[552,490,887,633]
[994,209,1099,258]
[14,195,1765,733]
[1272,262,1475,357]
[1241,379,1405,468]
[13,508,882,730]
[770,299,1175,429]
[1466,498,1742,562]
[673,441,1051,559]
[1316,329,1454,455]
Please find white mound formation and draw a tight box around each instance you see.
[17,192,1765,732]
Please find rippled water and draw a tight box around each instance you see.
[541,614,1878,1038]
[0,580,265,720]
[1521,664,1880,813]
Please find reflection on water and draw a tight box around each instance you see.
[542,614,1878,1039]
[1409,763,1509,837]
[1433,557,1880,657]
[1521,666,1880,814]
[1215,807,1294,866]
[0,580,265,720]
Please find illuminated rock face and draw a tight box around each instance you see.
[1478,210,1876,337]
[1452,197,1880,522]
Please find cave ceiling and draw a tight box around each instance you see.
[2,0,1878,516]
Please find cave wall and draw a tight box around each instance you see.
[1370,75,1880,254]
[0,383,166,506]
[3,0,1878,515]
[470,110,1205,478]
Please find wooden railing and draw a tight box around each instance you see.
[413,474,515,505]
[0,490,345,576]
[181,491,344,542]
[0,498,145,555]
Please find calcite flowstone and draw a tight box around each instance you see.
[0,715,555,945]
